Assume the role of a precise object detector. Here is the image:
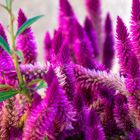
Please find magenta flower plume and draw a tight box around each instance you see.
[116,16,140,92]
[0,23,14,72]
[129,129,140,140]
[128,94,140,129]
[56,41,76,101]
[52,29,63,56]
[85,108,105,140]
[44,31,52,63]
[84,0,102,53]
[130,0,140,63]
[23,67,76,139]
[16,9,37,64]
[102,13,114,69]
[113,94,133,132]
[73,21,96,69]
[84,17,99,58]
[58,0,76,42]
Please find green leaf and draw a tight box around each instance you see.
[0,84,12,89]
[16,15,44,37]
[15,50,24,63]
[36,80,47,90]
[0,90,18,102]
[27,79,42,87]
[0,36,11,55]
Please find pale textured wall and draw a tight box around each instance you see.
[0,0,131,63]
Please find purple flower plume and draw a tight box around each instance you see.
[129,128,140,140]
[84,0,102,54]
[44,31,52,63]
[0,23,14,72]
[116,16,140,92]
[73,21,96,69]
[102,13,114,69]
[130,0,140,63]
[113,94,133,132]
[84,17,99,58]
[58,0,76,43]
[23,67,76,139]
[85,108,105,140]
[56,41,76,101]
[16,9,37,64]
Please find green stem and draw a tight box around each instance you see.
[9,2,23,85]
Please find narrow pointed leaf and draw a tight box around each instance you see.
[15,50,24,63]
[0,90,18,102]
[0,35,11,55]
[36,80,47,90]
[16,15,44,37]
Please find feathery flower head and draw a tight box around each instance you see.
[44,31,52,63]
[116,16,140,92]
[103,13,114,69]
[0,23,14,72]
[16,9,37,64]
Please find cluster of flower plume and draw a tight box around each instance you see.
[1,0,140,139]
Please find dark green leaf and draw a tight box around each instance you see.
[0,84,12,89]
[0,90,18,102]
[15,50,24,63]
[0,36,11,55]
[16,15,44,37]
[27,79,42,87]
[36,80,47,90]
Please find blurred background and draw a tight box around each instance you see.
[0,0,132,63]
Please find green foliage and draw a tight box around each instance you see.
[0,89,18,102]
[0,36,11,55]
[16,15,44,37]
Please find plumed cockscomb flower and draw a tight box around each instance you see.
[84,0,102,53]
[23,67,76,139]
[0,23,14,72]
[85,108,105,140]
[116,16,140,93]
[44,31,52,63]
[56,41,76,101]
[16,9,37,64]
[129,128,140,140]
[127,94,140,129]
[113,94,133,132]
[73,21,96,69]
[74,64,128,96]
[52,29,63,56]
[0,98,21,139]
[84,17,99,58]
[103,13,114,69]
[130,0,140,63]
[58,0,78,44]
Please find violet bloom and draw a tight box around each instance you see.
[0,23,14,72]
[23,67,76,139]
[44,31,52,63]
[113,94,133,132]
[102,13,114,70]
[58,0,76,43]
[84,17,99,58]
[73,20,96,69]
[130,0,140,64]
[129,129,140,140]
[116,16,140,93]
[85,108,105,140]
[84,0,102,55]
[16,9,37,64]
